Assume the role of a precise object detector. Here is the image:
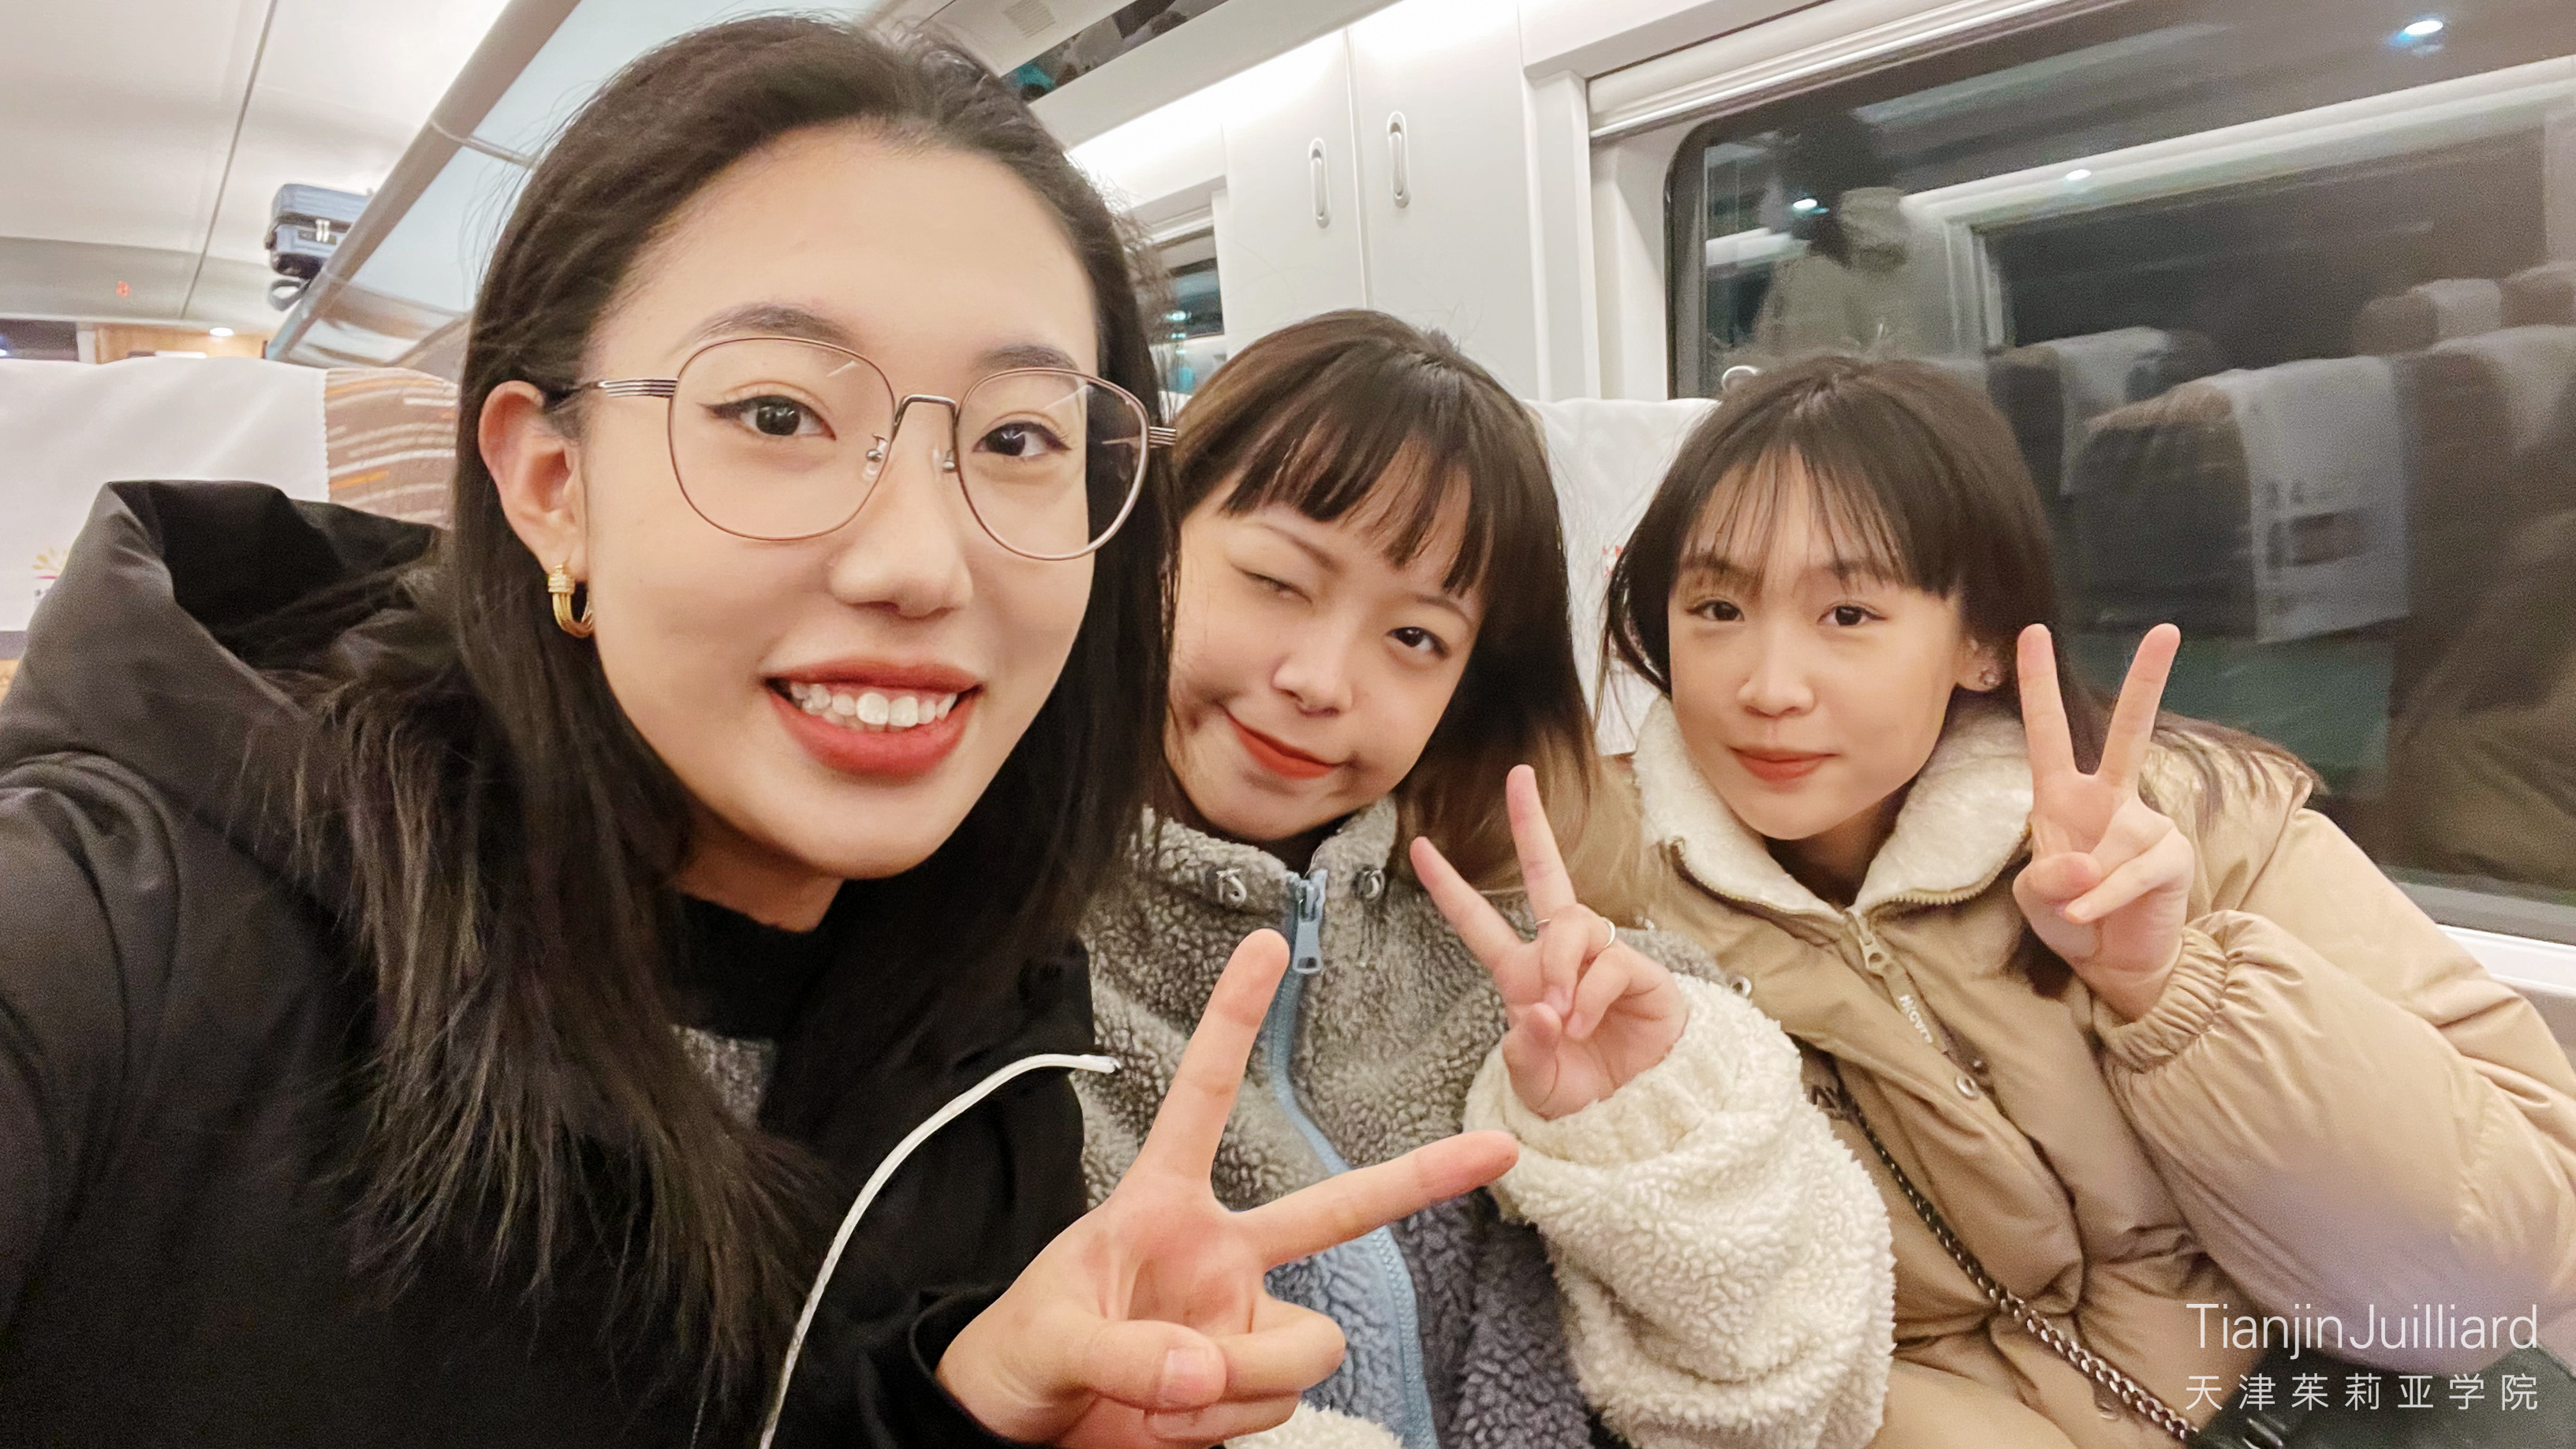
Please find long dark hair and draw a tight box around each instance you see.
[1605,353,2302,812]
[269,18,1168,1404]
[1163,310,1607,894]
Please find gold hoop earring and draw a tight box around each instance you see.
[547,562,594,638]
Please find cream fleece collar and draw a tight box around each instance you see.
[1631,696,2033,921]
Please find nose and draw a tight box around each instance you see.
[1271,622,1361,715]
[1736,623,1816,718]
[823,412,974,618]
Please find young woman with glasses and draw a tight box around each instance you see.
[0,21,1507,1448]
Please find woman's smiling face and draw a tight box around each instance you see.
[489,125,1103,919]
[1164,477,1483,849]
[1664,458,1995,879]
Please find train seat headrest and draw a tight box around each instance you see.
[2504,261,2576,327]
[2421,324,2576,457]
[1525,396,1716,753]
[2355,278,2507,354]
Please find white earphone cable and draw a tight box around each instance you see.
[756,1051,1118,1448]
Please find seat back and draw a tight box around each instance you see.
[1525,397,1716,753]
[2353,278,2507,355]
[2070,356,2408,644]
[2503,261,2576,327]
[323,368,459,525]
[0,357,458,689]
[2392,323,2576,704]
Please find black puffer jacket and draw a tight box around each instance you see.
[0,482,1090,1447]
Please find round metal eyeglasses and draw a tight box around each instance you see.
[571,335,1172,560]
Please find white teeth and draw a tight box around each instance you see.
[782,682,961,734]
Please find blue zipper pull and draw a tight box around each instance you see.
[1286,867,1327,976]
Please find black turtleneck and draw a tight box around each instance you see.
[671,892,846,1041]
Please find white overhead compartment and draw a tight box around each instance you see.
[1074,0,1578,398]
[1209,37,1370,346]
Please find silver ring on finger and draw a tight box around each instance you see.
[1534,911,1617,954]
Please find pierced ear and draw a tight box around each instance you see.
[482,381,586,579]
[1962,643,2007,693]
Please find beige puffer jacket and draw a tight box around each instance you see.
[1627,696,2576,1449]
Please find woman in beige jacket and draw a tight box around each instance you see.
[1600,354,2576,1447]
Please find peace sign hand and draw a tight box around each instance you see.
[1413,764,1689,1121]
[936,930,1517,1447]
[2010,623,2196,1023]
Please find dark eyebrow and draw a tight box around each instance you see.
[1256,519,1475,623]
[1824,555,1904,585]
[976,341,1085,373]
[1678,551,1760,589]
[683,308,1085,377]
[687,303,858,351]
[1258,520,1347,578]
[1408,589,1477,626]
[1678,551,1898,589]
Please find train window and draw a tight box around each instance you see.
[1665,0,2576,932]
[1150,230,1227,401]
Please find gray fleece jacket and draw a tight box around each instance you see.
[1077,801,1894,1449]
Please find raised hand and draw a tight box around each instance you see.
[2010,623,2195,1022]
[1413,764,1689,1120]
[936,929,1518,1447]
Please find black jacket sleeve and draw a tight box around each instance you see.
[0,768,160,1331]
[765,951,1096,1447]
[767,1284,1036,1447]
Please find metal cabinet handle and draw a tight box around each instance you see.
[1387,113,1409,208]
[1309,138,1330,228]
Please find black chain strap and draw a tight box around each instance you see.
[1810,1070,2198,1443]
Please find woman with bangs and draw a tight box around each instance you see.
[1604,354,2576,1447]
[1077,310,1894,1449]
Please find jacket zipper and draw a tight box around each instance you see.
[1845,868,2021,1071]
[1846,909,1945,1054]
[1668,842,2013,1074]
[1260,866,1443,1449]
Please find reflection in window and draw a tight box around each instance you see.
[1667,0,2576,924]
[1011,0,1234,100]
[1150,238,1226,404]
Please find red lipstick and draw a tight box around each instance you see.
[767,661,980,779]
[1227,712,1337,782]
